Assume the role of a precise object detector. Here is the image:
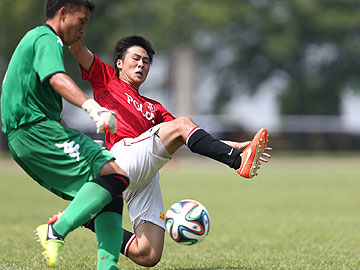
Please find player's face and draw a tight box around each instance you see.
[60,6,90,46]
[117,46,150,89]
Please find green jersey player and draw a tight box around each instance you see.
[1,1,130,269]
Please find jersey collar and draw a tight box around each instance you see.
[44,24,57,35]
[119,79,140,94]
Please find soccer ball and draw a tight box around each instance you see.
[165,199,210,245]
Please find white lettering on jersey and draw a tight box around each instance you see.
[143,110,155,121]
[124,92,155,123]
[133,100,143,111]
[55,141,80,161]
[125,92,133,104]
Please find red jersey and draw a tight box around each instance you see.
[81,54,176,150]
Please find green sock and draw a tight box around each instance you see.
[53,182,112,238]
[95,212,123,270]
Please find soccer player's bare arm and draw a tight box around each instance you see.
[50,73,117,134]
[50,73,89,107]
[69,37,94,72]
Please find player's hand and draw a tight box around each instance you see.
[224,140,272,163]
[69,36,85,53]
[260,147,272,163]
[93,139,104,146]
[81,99,117,134]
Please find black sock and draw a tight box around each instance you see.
[82,218,95,232]
[120,229,135,256]
[186,128,242,169]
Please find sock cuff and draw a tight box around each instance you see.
[185,127,202,146]
[91,174,129,199]
[121,233,136,257]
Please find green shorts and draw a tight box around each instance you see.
[7,119,114,200]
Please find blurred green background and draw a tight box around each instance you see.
[1,0,360,151]
[1,2,360,268]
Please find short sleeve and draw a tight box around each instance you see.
[33,34,65,83]
[159,106,176,123]
[81,54,117,88]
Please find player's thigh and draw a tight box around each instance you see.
[157,117,196,154]
[111,129,170,187]
[135,221,165,256]
[8,120,114,199]
[125,172,166,231]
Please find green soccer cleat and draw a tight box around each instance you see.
[34,224,64,268]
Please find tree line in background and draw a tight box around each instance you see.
[1,0,360,116]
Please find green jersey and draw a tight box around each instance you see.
[1,25,66,135]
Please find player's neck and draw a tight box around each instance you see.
[119,78,140,92]
[45,18,61,38]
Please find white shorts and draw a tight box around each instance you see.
[110,124,170,231]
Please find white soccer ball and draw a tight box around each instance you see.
[165,199,210,245]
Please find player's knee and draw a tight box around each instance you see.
[133,244,162,267]
[91,173,129,199]
[148,255,161,267]
[100,160,128,177]
[175,116,196,137]
[138,251,161,267]
[176,116,194,128]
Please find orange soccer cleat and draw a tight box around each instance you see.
[237,128,269,178]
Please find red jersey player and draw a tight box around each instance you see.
[49,35,271,267]
[81,53,176,150]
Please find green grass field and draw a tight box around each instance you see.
[1,152,360,270]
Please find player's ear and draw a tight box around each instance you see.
[116,59,123,70]
[59,6,68,21]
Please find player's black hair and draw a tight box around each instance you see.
[45,0,95,19]
[113,35,155,76]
